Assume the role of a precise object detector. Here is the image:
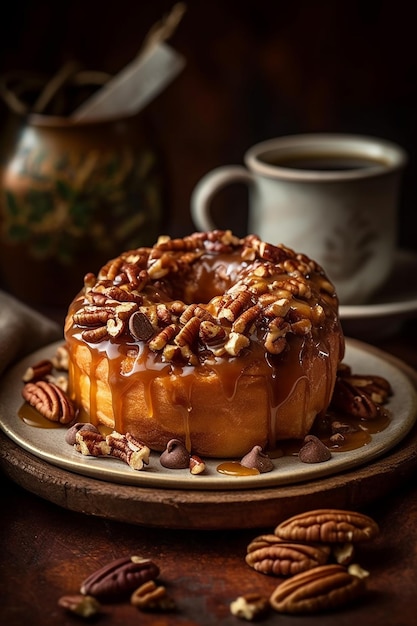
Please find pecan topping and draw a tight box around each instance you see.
[269,564,366,614]
[22,380,75,424]
[69,231,338,366]
[82,326,110,343]
[174,316,201,347]
[274,509,379,543]
[80,555,160,601]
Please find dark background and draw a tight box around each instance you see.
[1,0,416,249]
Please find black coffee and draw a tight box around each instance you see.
[260,152,388,171]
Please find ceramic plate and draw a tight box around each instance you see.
[340,249,417,338]
[0,339,416,491]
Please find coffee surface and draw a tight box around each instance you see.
[260,152,388,171]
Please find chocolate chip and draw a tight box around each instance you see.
[240,445,274,473]
[298,435,331,464]
[159,439,190,469]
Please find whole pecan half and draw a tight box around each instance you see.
[274,509,379,543]
[80,556,160,601]
[330,373,392,419]
[269,564,366,614]
[22,380,75,424]
[246,540,330,577]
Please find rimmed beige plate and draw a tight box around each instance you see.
[1,338,416,492]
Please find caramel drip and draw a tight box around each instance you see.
[168,371,194,452]
[89,354,99,428]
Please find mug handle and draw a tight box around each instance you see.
[191,165,254,231]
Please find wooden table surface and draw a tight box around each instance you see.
[1,320,417,625]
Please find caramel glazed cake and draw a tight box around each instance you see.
[64,230,345,459]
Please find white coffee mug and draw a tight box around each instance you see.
[191,133,407,304]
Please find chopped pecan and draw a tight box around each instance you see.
[156,303,173,325]
[149,324,179,351]
[180,304,214,324]
[22,380,75,424]
[80,555,160,601]
[130,580,176,611]
[174,316,201,347]
[115,301,139,320]
[332,543,355,566]
[232,304,261,334]
[73,307,114,327]
[45,373,68,393]
[189,454,206,475]
[105,285,142,304]
[224,331,250,356]
[82,326,110,343]
[106,316,125,338]
[246,541,330,577]
[274,509,379,543]
[106,431,150,470]
[199,320,227,346]
[65,422,99,446]
[218,289,252,322]
[58,594,101,618]
[22,359,53,382]
[230,593,270,621]
[269,564,365,613]
[75,430,111,456]
[74,429,150,470]
[261,297,291,319]
[264,317,289,355]
[51,344,69,371]
[348,563,370,579]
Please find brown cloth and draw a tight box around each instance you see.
[0,290,62,377]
